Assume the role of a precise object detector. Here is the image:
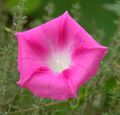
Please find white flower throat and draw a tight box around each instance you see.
[48,51,71,72]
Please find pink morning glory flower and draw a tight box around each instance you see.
[15,11,108,100]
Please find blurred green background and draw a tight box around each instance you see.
[0,0,120,115]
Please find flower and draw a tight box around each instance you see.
[15,11,108,100]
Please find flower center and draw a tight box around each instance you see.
[48,52,71,72]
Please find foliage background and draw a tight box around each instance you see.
[0,0,120,115]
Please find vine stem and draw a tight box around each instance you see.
[11,0,26,41]
[8,101,63,115]
[15,0,25,32]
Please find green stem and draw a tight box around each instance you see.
[8,101,62,115]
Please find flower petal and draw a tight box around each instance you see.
[70,48,108,92]
[15,33,49,86]
[60,11,108,92]
[24,69,76,100]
